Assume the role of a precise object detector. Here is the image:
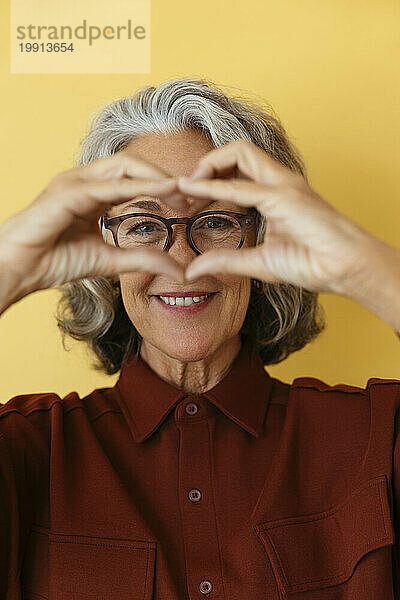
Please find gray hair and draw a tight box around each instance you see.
[55,77,325,374]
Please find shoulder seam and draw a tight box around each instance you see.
[367,379,400,387]
[0,401,123,425]
[0,396,62,422]
[290,383,367,396]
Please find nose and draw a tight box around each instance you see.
[166,223,199,267]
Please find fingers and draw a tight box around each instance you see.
[43,149,187,211]
[51,177,180,223]
[178,177,274,216]
[178,176,335,243]
[76,148,172,182]
[95,245,186,283]
[189,139,293,186]
[184,245,281,284]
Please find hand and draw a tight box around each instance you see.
[178,139,382,295]
[0,150,189,305]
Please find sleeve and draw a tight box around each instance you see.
[0,432,35,598]
[0,400,52,599]
[393,406,400,595]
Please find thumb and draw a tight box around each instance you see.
[92,245,186,284]
[184,246,272,281]
[184,239,288,284]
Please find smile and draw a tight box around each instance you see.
[159,293,213,306]
[153,292,218,313]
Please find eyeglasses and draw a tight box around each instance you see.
[100,210,257,255]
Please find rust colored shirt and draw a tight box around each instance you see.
[1,334,399,599]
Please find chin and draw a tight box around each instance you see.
[156,334,220,363]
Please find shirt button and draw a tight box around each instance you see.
[185,402,198,415]
[188,488,202,503]
[199,579,213,595]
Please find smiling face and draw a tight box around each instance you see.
[107,128,256,363]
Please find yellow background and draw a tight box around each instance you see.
[0,0,399,401]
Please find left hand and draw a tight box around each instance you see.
[178,139,385,295]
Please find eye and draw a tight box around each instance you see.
[193,216,235,231]
[126,221,157,234]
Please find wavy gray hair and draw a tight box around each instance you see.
[55,77,325,374]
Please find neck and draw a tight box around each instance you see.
[138,335,243,394]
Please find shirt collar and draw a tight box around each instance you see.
[114,334,272,443]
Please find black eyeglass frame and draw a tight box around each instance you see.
[101,210,257,255]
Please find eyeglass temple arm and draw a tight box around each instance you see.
[98,216,108,242]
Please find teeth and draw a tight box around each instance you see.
[159,294,212,306]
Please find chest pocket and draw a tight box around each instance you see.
[22,528,156,600]
[253,475,395,598]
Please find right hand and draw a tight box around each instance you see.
[0,150,189,305]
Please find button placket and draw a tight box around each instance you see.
[186,404,203,504]
[175,398,223,598]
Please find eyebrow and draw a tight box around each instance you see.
[123,200,163,212]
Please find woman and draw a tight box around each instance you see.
[0,78,399,600]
